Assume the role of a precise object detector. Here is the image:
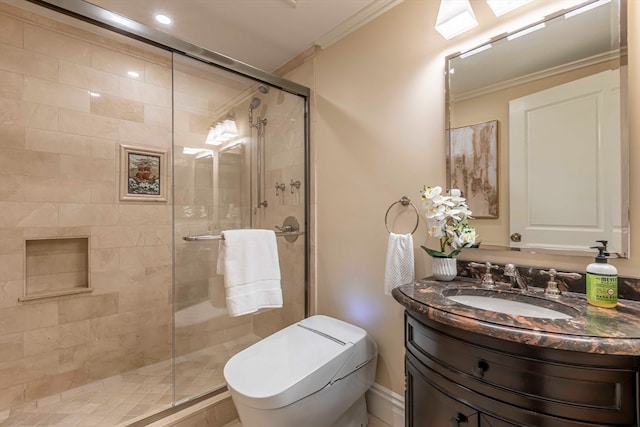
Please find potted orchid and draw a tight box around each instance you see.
[420,185,477,280]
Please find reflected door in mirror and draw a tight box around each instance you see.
[509,70,621,253]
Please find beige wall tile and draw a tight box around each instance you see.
[90,180,117,204]
[59,61,119,97]
[0,44,58,81]
[118,247,145,271]
[144,104,172,129]
[24,368,90,402]
[0,124,25,149]
[23,176,91,203]
[0,303,58,335]
[0,98,25,127]
[0,13,23,47]
[0,280,23,308]
[0,175,24,201]
[90,138,116,160]
[0,69,22,99]
[118,120,172,150]
[58,203,118,227]
[25,128,92,157]
[91,225,144,248]
[90,247,119,272]
[24,320,90,356]
[57,293,118,324]
[23,77,90,112]
[90,93,144,123]
[118,76,170,107]
[58,109,118,139]
[144,62,171,88]
[0,383,24,412]
[0,332,23,362]
[24,24,91,66]
[58,343,91,372]
[90,46,147,79]
[59,155,115,182]
[23,101,59,131]
[0,201,59,227]
[118,204,171,225]
[0,252,23,281]
[0,148,60,177]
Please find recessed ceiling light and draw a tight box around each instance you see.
[89,91,101,97]
[127,71,140,78]
[155,14,172,25]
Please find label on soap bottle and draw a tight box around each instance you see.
[586,273,618,307]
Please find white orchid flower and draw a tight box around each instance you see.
[421,185,478,258]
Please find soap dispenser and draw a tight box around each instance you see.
[586,240,618,308]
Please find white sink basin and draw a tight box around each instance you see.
[447,294,574,319]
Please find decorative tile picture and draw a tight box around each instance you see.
[120,144,167,202]
[449,120,498,218]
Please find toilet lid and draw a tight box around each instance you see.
[223,315,367,410]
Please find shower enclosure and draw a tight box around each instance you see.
[0,0,309,425]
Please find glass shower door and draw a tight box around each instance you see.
[171,53,307,402]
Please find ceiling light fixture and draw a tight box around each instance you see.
[435,0,478,40]
[127,71,140,78]
[486,0,533,17]
[155,14,172,25]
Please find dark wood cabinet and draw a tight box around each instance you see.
[403,312,640,427]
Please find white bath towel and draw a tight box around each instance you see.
[216,229,283,317]
[384,232,415,295]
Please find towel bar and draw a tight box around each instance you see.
[183,231,305,242]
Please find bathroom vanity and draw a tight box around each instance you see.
[392,278,640,427]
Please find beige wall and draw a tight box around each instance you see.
[312,0,640,396]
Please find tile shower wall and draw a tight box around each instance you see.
[0,3,173,411]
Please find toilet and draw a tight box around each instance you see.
[223,315,378,427]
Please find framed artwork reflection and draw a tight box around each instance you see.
[119,144,167,202]
[449,120,498,219]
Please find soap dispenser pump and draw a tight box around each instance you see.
[586,240,618,308]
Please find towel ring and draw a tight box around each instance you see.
[385,196,419,234]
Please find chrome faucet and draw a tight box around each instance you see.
[504,263,528,292]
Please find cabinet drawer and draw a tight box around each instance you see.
[407,353,600,427]
[406,314,637,425]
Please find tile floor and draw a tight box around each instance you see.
[0,335,260,426]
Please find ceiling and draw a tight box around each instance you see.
[83,0,404,72]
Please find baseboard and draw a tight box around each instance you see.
[366,383,405,427]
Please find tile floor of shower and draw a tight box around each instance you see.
[0,334,260,426]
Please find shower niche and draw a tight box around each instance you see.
[21,237,92,301]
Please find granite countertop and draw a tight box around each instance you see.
[392,277,640,355]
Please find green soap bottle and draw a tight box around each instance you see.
[586,240,618,308]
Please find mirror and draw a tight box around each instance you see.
[446,0,629,257]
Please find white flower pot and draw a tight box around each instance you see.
[432,257,457,281]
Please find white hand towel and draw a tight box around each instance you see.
[216,229,283,317]
[384,232,415,295]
